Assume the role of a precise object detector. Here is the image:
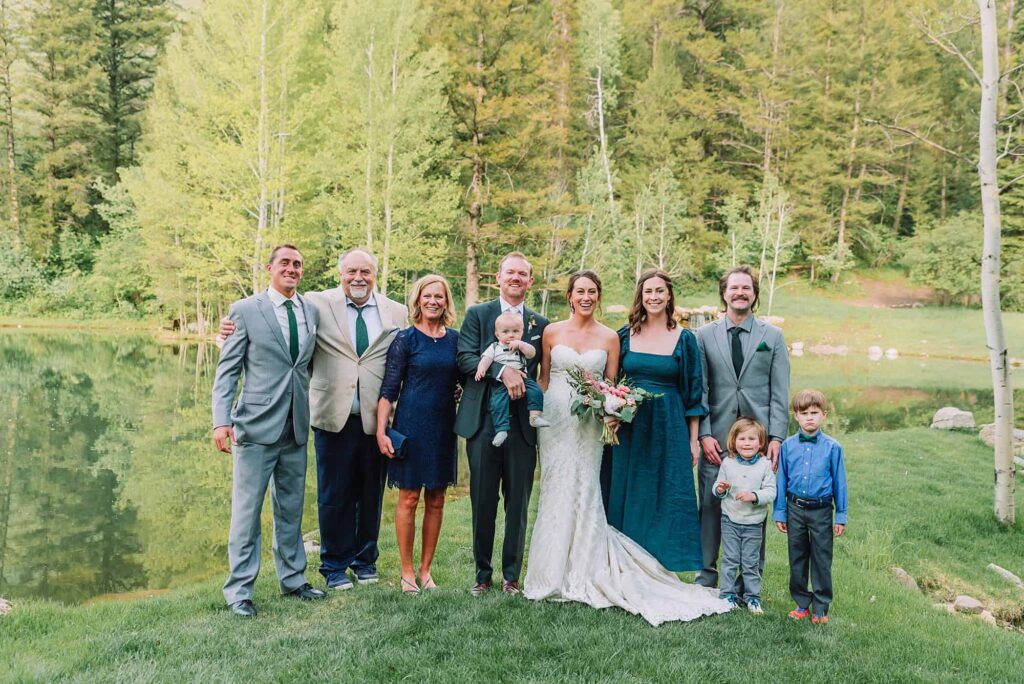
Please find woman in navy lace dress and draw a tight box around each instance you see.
[376,274,459,595]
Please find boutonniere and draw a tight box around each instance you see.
[756,341,771,352]
[529,315,537,329]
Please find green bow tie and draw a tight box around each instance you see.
[798,432,819,443]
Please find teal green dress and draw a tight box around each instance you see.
[606,326,708,571]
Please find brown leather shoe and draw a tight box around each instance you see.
[501,580,521,596]
[470,581,491,597]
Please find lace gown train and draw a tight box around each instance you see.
[523,345,732,626]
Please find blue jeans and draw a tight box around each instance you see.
[719,516,764,602]
[489,377,544,433]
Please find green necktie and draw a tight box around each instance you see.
[284,300,299,364]
[353,304,369,356]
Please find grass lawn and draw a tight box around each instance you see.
[673,270,1024,361]
[2,428,1022,683]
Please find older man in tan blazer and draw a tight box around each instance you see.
[221,247,407,591]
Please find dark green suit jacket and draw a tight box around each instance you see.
[453,299,548,446]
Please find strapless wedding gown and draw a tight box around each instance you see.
[523,345,732,626]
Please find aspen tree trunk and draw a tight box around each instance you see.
[252,0,270,294]
[595,65,614,208]
[364,32,375,248]
[657,201,667,270]
[381,50,398,296]
[978,0,1015,524]
[272,61,288,231]
[0,0,19,252]
[767,201,786,315]
[463,28,485,309]
[832,17,866,284]
[762,0,784,176]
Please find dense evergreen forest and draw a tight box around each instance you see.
[0,0,1021,327]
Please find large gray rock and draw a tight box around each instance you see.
[930,407,976,430]
[978,423,1024,455]
[892,567,920,592]
[953,595,984,614]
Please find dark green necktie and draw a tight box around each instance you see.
[729,326,744,377]
[284,300,299,364]
[352,304,369,356]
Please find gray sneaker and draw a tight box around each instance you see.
[327,575,353,591]
[353,568,379,585]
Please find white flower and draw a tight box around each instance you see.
[604,394,625,414]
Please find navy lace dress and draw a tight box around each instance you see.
[379,326,460,490]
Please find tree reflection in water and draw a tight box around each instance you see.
[0,332,317,604]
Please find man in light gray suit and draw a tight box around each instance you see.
[212,244,326,618]
[695,265,790,590]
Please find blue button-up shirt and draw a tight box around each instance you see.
[772,431,848,525]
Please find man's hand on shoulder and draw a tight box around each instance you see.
[218,317,235,343]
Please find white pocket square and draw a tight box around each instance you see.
[531,335,541,340]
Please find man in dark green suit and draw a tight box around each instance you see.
[454,252,549,596]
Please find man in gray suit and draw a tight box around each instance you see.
[212,244,326,617]
[695,265,791,589]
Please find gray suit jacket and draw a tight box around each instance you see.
[696,315,790,446]
[212,291,318,445]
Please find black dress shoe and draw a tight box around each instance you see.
[229,599,257,618]
[285,583,327,601]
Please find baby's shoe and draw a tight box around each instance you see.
[492,431,509,447]
[746,597,764,615]
[529,415,551,428]
[811,613,828,625]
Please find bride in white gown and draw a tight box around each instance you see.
[523,270,732,626]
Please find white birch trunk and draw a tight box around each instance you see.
[252,0,270,294]
[380,50,398,296]
[767,200,786,316]
[978,0,1015,525]
[364,33,375,248]
[595,65,614,209]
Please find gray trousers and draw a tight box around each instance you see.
[787,503,834,615]
[223,422,309,605]
[719,516,764,601]
[697,460,765,588]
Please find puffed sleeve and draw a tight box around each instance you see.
[380,328,411,403]
[679,328,709,417]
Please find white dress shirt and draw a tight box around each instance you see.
[345,292,384,413]
[267,286,307,360]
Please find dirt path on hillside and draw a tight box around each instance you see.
[850,279,936,308]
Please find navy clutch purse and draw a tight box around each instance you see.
[386,427,408,460]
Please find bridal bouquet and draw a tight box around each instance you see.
[565,366,661,446]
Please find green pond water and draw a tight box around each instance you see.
[0,331,1017,604]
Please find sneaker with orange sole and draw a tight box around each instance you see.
[788,607,810,620]
[811,613,828,625]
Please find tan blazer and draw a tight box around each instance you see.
[305,287,408,434]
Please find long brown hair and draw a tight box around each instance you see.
[566,269,602,314]
[627,269,677,334]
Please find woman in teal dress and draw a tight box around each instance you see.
[606,269,707,571]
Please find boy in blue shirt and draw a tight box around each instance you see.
[773,389,847,624]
